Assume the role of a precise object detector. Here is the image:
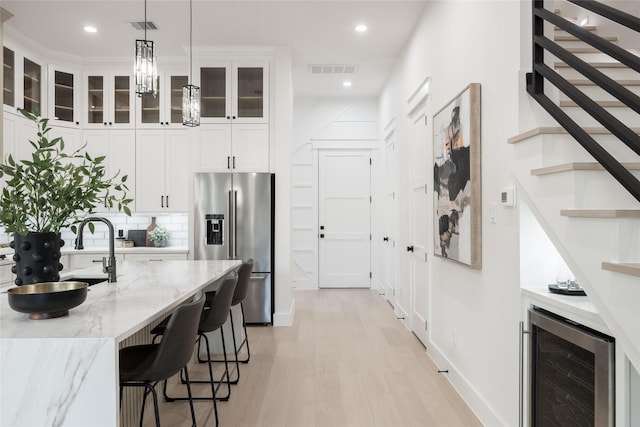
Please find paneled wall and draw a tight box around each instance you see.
[292,97,378,290]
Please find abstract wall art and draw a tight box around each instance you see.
[433,83,482,269]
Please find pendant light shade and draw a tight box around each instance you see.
[134,39,158,96]
[182,0,200,126]
[182,84,200,126]
[134,0,158,96]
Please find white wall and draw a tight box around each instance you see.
[378,1,523,425]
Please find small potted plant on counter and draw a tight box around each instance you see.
[148,226,170,247]
[0,109,132,285]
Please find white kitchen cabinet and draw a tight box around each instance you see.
[0,262,15,287]
[47,64,80,128]
[197,61,269,125]
[124,253,187,262]
[83,129,136,212]
[195,123,269,172]
[135,129,190,212]
[3,42,46,118]
[83,71,135,129]
[3,46,16,112]
[136,71,188,129]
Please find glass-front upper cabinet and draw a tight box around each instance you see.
[3,47,15,108]
[136,72,187,128]
[235,66,265,120]
[84,72,135,128]
[48,65,80,127]
[198,61,268,124]
[23,57,42,115]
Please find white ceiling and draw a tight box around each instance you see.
[1,1,428,98]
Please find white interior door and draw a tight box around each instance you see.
[384,133,398,304]
[408,98,431,346]
[318,150,371,288]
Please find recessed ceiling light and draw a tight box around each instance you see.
[84,26,97,33]
[355,24,367,33]
[343,81,352,88]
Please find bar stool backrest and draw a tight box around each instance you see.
[146,290,205,381]
[200,274,238,333]
[231,259,254,306]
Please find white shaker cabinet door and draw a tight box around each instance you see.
[164,130,190,212]
[195,125,232,171]
[135,130,166,211]
[231,123,269,172]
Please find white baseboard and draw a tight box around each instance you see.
[273,296,295,326]
[427,339,507,426]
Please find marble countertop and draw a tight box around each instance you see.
[521,286,609,333]
[0,259,240,342]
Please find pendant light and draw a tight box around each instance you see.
[182,0,200,126]
[134,0,158,96]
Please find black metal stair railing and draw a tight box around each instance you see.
[526,0,640,202]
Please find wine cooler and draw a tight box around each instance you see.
[528,308,615,427]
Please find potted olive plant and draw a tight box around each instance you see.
[148,226,170,247]
[0,109,132,285]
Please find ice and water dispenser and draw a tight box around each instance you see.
[205,214,224,245]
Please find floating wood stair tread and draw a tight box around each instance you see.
[531,162,640,176]
[565,47,601,53]
[561,209,640,218]
[602,262,640,277]
[508,127,640,144]
[555,35,618,42]
[568,79,640,86]
[555,25,596,31]
[559,100,627,108]
[555,61,626,68]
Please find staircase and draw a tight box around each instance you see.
[511,2,640,372]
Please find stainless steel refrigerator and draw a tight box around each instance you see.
[194,172,275,324]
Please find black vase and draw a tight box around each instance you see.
[11,232,65,286]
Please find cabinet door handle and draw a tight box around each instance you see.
[226,116,231,120]
[92,259,103,263]
[148,259,163,262]
[227,156,231,169]
[161,195,164,208]
[406,245,414,252]
[232,156,236,169]
[108,122,113,126]
[166,195,169,208]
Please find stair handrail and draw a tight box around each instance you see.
[526,0,640,203]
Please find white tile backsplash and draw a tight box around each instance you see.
[1,213,189,248]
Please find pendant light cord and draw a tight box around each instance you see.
[189,0,193,83]
[144,0,147,40]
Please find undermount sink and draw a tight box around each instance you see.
[62,277,108,286]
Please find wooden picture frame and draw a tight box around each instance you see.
[433,83,481,269]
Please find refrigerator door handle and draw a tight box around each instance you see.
[233,190,238,259]
[228,190,234,258]
[250,274,267,280]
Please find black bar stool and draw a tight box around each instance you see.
[207,259,253,384]
[119,290,205,427]
[152,273,238,427]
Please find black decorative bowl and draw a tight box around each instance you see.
[7,281,88,320]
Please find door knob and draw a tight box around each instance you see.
[383,236,389,242]
[319,234,325,239]
[320,225,325,230]
[407,245,414,252]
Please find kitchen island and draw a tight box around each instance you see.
[0,259,241,427]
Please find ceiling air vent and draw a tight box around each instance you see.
[130,21,158,31]
[309,64,357,75]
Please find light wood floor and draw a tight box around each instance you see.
[140,289,482,427]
